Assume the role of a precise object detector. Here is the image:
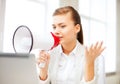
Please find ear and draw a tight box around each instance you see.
[75,24,80,33]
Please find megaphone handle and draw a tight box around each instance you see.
[38,50,50,68]
[39,62,46,68]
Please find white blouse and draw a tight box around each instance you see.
[36,41,105,84]
[56,46,78,84]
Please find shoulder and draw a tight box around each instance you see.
[76,41,85,53]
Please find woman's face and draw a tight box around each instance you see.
[52,12,80,45]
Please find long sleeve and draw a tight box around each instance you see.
[96,55,105,84]
[39,75,50,84]
[81,76,97,84]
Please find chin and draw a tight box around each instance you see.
[59,41,62,44]
[59,40,64,45]
[60,41,68,45]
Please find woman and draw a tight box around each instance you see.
[37,6,105,84]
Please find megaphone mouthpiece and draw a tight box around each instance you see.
[50,32,60,50]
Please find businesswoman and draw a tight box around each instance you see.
[37,6,105,84]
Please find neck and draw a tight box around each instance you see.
[62,40,77,55]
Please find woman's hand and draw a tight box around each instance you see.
[85,41,105,64]
[84,41,105,81]
[36,50,50,80]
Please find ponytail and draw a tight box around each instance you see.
[77,24,83,44]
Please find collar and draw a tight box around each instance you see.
[59,40,80,56]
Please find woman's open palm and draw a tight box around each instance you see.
[85,41,105,64]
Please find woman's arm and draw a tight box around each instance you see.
[85,61,95,81]
[36,50,51,84]
[84,41,105,82]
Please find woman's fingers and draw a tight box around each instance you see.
[95,41,105,56]
[36,50,50,65]
[94,41,99,49]
[85,41,105,63]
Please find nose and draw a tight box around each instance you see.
[53,28,60,36]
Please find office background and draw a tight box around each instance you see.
[0,0,120,83]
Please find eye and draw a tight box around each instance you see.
[52,26,56,30]
[60,25,66,28]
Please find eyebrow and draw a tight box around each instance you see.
[52,23,65,27]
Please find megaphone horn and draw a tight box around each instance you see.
[12,25,60,53]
